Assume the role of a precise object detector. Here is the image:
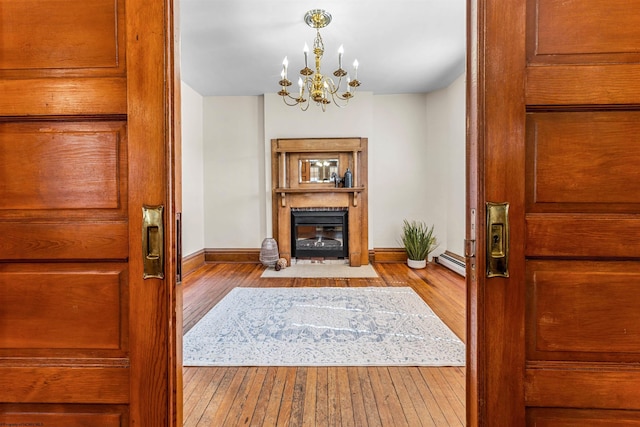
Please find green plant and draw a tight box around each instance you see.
[401,220,438,261]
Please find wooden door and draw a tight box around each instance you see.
[0,1,182,425]
[468,0,640,425]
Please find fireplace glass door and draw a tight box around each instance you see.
[291,209,348,259]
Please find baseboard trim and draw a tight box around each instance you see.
[205,248,261,263]
[187,247,408,266]
[182,249,205,277]
[371,248,407,263]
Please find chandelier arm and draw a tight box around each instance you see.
[281,95,303,107]
[331,84,357,102]
[328,91,350,108]
[323,77,341,96]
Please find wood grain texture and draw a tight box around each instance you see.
[0,405,127,427]
[0,270,124,350]
[525,365,640,410]
[0,122,125,210]
[518,0,640,423]
[204,248,260,264]
[0,222,128,260]
[527,408,640,426]
[526,112,640,209]
[182,250,206,276]
[526,260,640,363]
[0,0,178,425]
[0,366,129,403]
[0,0,123,70]
[526,65,640,106]
[525,214,640,258]
[182,261,465,426]
[0,78,127,116]
[470,0,528,424]
[125,0,179,424]
[528,0,640,61]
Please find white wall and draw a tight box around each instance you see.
[371,94,434,250]
[182,73,466,256]
[180,82,205,256]
[426,74,466,255]
[203,96,265,248]
[369,75,466,258]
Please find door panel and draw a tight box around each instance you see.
[527,261,640,359]
[528,0,640,61]
[470,0,640,424]
[0,79,127,116]
[0,0,179,425]
[525,216,640,257]
[527,408,640,427]
[525,366,640,409]
[524,0,640,416]
[2,0,123,70]
[526,112,640,208]
[0,407,126,427]
[526,65,640,105]
[0,123,125,210]
[0,367,130,403]
[0,266,126,350]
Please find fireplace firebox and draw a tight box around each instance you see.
[291,208,348,259]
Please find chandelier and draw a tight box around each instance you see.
[278,9,361,111]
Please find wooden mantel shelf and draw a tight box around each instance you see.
[275,187,365,193]
[275,187,365,207]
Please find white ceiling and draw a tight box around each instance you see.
[179,0,467,97]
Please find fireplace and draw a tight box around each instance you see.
[271,137,368,266]
[291,208,348,259]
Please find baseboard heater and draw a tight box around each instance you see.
[435,250,466,277]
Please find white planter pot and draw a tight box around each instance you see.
[407,258,427,269]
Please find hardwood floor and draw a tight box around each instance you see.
[182,262,466,426]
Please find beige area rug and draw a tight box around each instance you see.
[260,261,378,278]
[183,287,465,366]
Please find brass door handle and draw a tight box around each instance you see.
[142,205,164,279]
[486,202,509,278]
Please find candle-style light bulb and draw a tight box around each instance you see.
[303,43,309,68]
[282,56,289,79]
[353,59,359,80]
[298,77,303,96]
[338,44,344,69]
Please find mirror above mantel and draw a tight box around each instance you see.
[299,158,339,183]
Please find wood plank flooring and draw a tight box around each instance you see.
[182,262,466,426]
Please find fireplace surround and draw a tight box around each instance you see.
[271,138,368,266]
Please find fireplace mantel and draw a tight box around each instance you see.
[271,138,368,267]
[275,187,365,207]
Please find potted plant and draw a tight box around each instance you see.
[401,220,438,269]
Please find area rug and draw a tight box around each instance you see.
[260,263,378,278]
[183,287,465,366]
